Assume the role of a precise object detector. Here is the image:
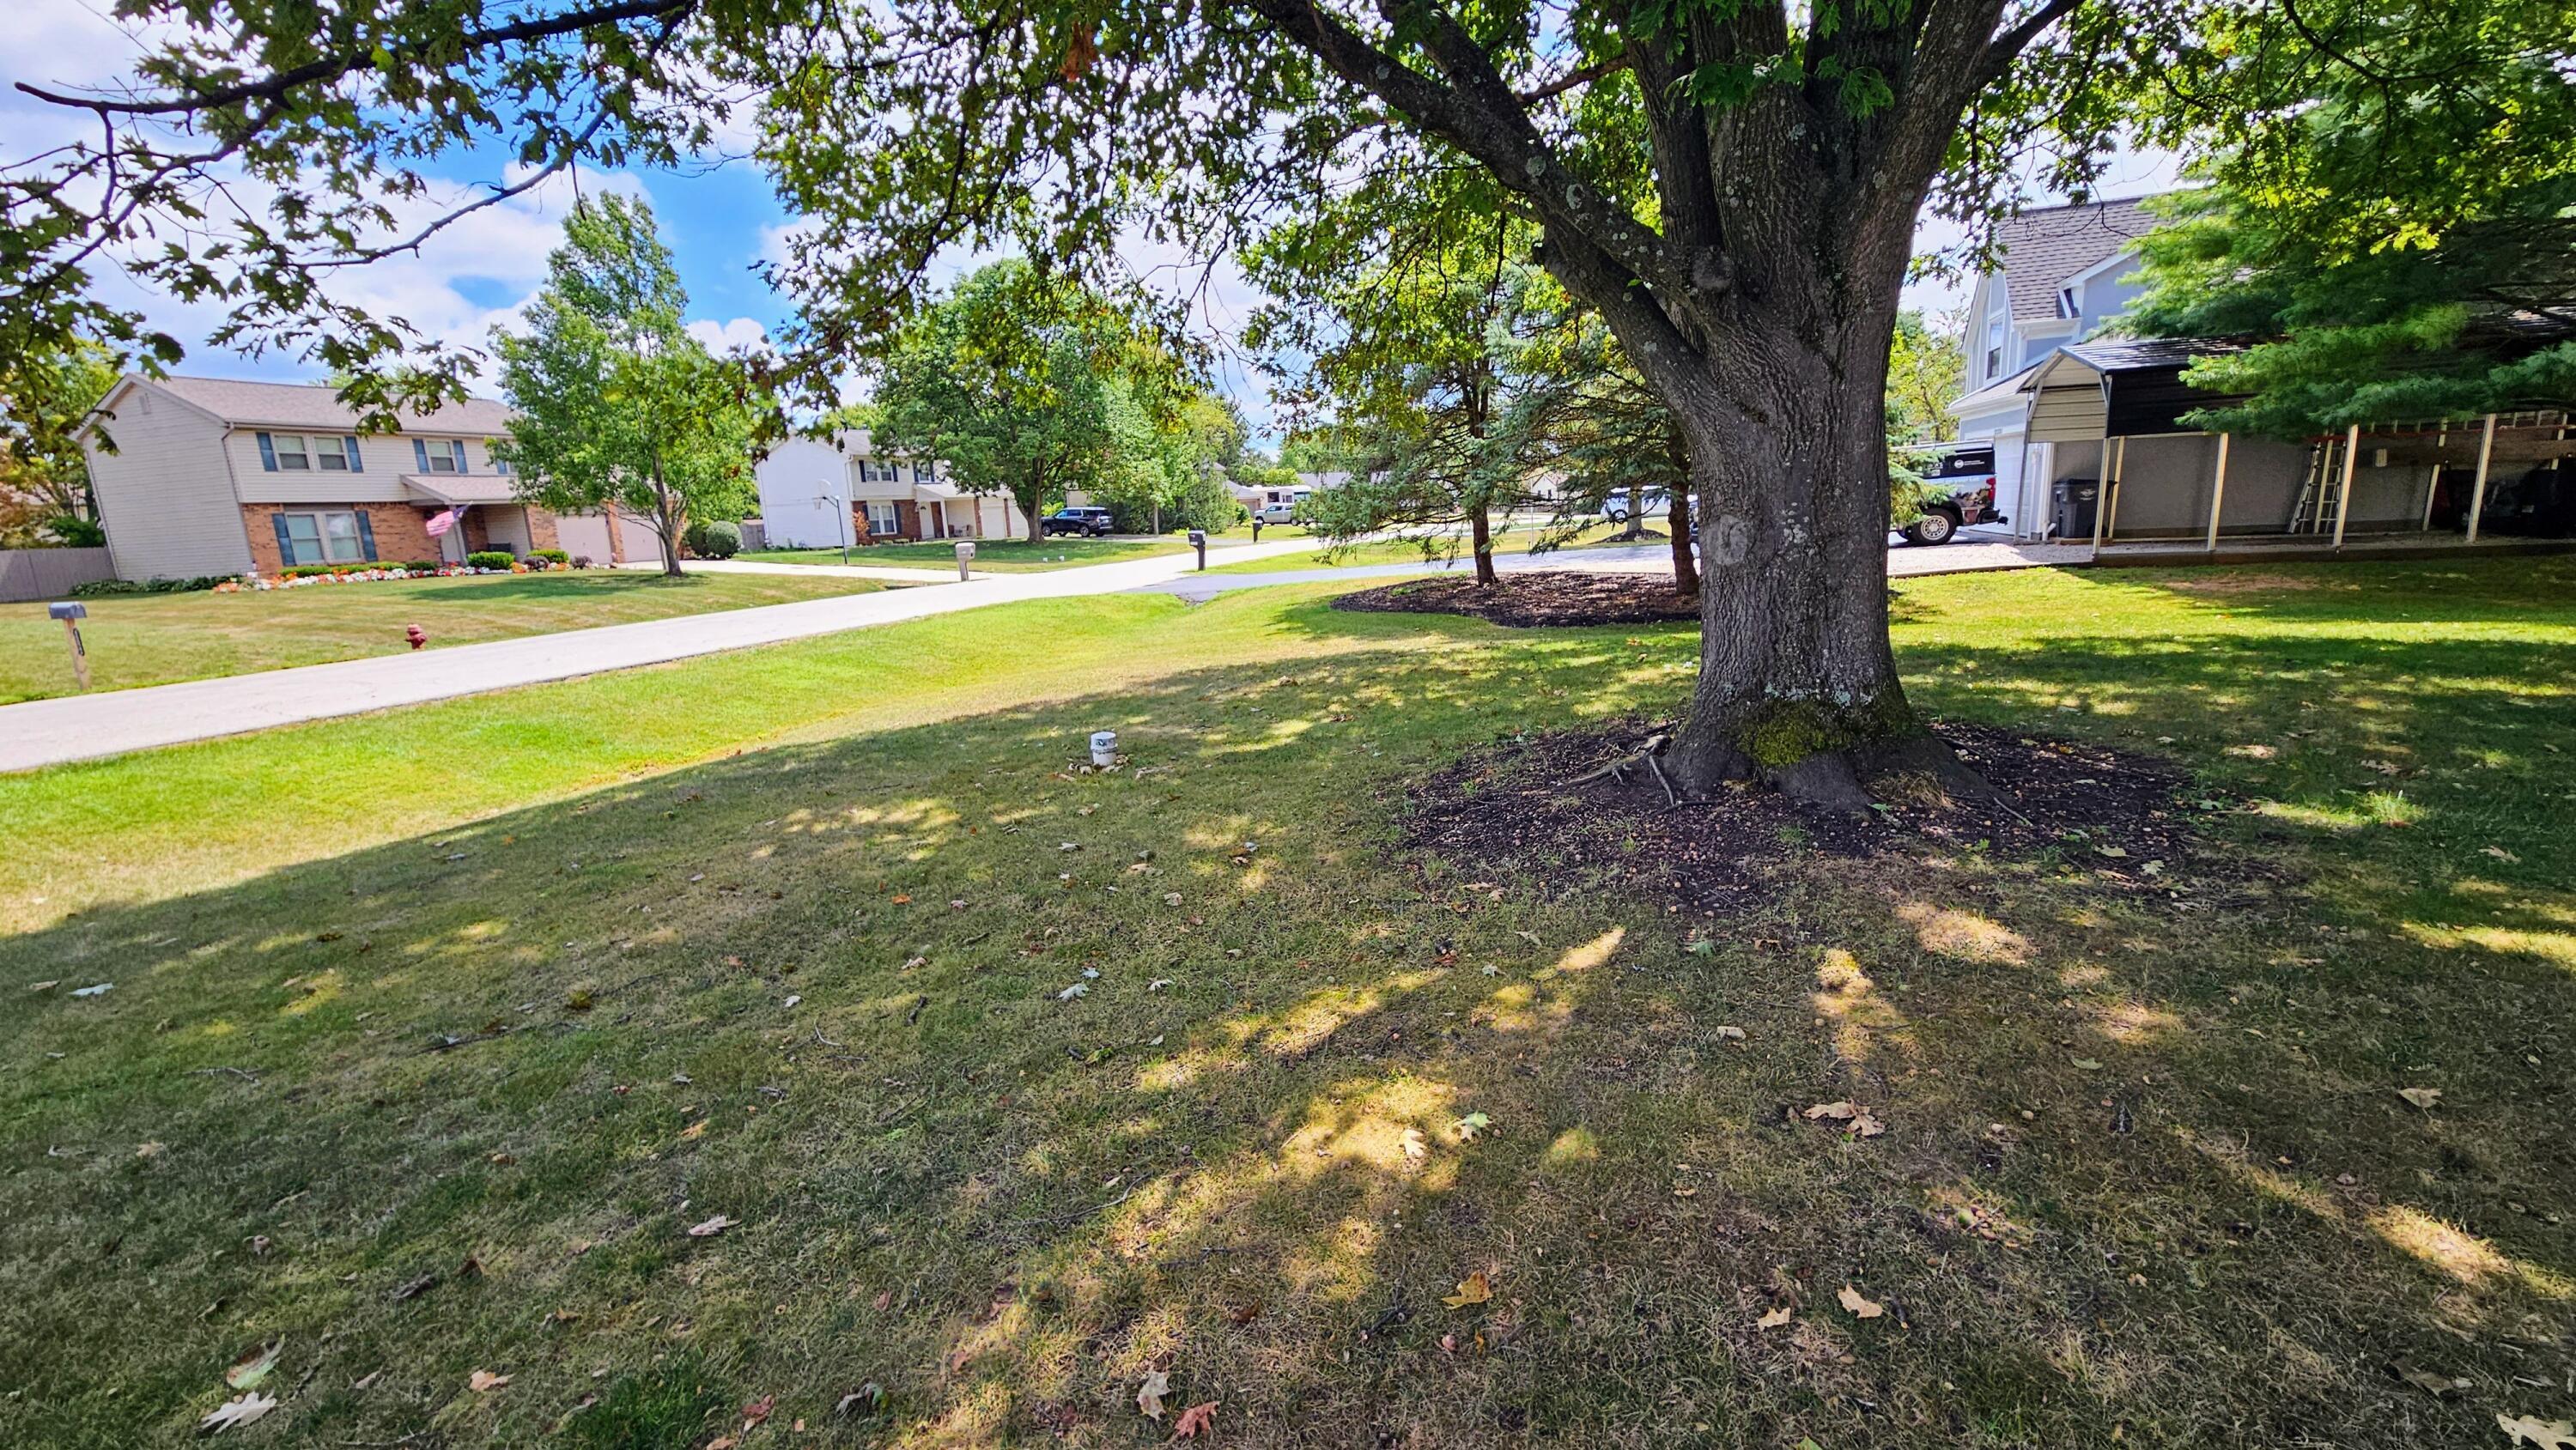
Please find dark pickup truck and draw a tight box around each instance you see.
[1899,444,2008,545]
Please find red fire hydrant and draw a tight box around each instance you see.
[404,624,427,651]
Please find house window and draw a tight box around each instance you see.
[1984,318,2006,379]
[279,510,368,565]
[262,434,361,471]
[2057,286,2080,320]
[865,501,901,535]
[412,438,469,473]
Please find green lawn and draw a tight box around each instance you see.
[5,557,2574,1447]
[741,536,1200,573]
[0,570,888,703]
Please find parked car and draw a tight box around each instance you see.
[1256,493,1309,525]
[1601,488,1675,524]
[1042,506,1118,537]
[1897,444,2007,545]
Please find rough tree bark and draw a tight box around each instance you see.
[1467,502,1497,585]
[1242,0,2055,809]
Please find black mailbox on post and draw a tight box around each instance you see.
[1187,529,1207,571]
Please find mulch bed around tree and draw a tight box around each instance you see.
[1402,719,2243,914]
[1334,571,1699,628]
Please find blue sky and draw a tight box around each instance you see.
[6,0,2180,446]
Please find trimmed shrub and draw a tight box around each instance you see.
[43,514,106,548]
[684,519,742,559]
[465,550,515,570]
[70,575,226,598]
[526,548,570,565]
[401,560,442,573]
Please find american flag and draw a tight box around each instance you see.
[426,507,463,538]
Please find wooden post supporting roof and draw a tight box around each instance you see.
[2103,436,2129,543]
[2204,432,2232,552]
[2330,422,2360,548]
[2465,413,2500,544]
[2089,433,2111,552]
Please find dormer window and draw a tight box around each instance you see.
[2057,286,2080,319]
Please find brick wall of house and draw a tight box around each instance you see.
[241,502,448,573]
[840,501,921,546]
[526,508,562,552]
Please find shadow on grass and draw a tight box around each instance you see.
[3,614,2573,1447]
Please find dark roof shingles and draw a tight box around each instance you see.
[1998,197,2159,323]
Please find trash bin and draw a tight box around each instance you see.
[2052,479,2100,541]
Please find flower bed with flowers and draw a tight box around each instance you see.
[215,559,580,592]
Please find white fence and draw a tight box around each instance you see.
[0,548,115,604]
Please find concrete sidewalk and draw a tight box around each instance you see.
[619,558,963,583]
[0,537,1318,773]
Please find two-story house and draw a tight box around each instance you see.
[76,373,624,579]
[1947,196,2162,537]
[755,429,1024,548]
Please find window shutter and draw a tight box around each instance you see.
[355,512,378,561]
[256,433,278,471]
[270,513,295,564]
[450,440,467,471]
[344,436,363,472]
[413,439,429,470]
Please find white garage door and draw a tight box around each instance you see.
[556,512,614,563]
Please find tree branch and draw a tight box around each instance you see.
[1516,57,1628,106]
[1975,0,2087,86]
[13,0,696,118]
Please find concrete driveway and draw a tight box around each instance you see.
[0,537,1320,774]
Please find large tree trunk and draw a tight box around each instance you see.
[1468,503,1497,585]
[1655,297,1980,812]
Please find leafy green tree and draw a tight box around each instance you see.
[1249,180,1557,585]
[1490,312,1700,592]
[1,334,119,543]
[1,0,2493,804]
[492,195,758,578]
[872,260,1174,542]
[1886,311,1966,446]
[2123,0,2576,434]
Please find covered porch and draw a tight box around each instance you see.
[2010,340,2573,554]
[403,474,543,561]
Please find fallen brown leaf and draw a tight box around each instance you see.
[1836,1284,1884,1320]
[1756,1306,1793,1329]
[1443,1271,1492,1309]
[1136,1368,1170,1419]
[469,1369,510,1392]
[2499,1414,2576,1450]
[1171,1401,1218,1439]
[685,1214,738,1237]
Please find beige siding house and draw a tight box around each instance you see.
[78,374,643,579]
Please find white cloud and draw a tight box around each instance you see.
[687,316,771,353]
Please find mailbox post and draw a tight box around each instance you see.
[48,601,90,691]
[1188,529,1207,572]
[954,539,976,581]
